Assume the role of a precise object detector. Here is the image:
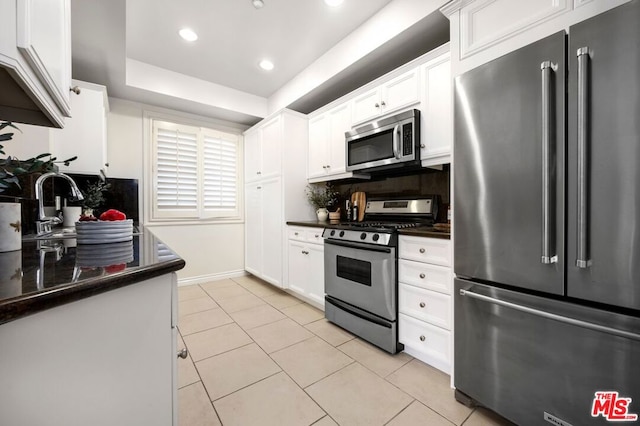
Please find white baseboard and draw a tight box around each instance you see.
[177,270,248,286]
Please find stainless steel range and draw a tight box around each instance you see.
[323,196,438,354]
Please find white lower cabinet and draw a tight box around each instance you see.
[0,273,178,426]
[399,235,452,374]
[287,226,324,309]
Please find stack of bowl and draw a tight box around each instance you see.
[75,219,133,245]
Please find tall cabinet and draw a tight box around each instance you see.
[244,110,314,288]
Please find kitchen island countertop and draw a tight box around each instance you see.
[0,228,185,325]
[286,221,450,240]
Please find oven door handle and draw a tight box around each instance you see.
[324,239,393,253]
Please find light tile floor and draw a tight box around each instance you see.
[177,275,515,426]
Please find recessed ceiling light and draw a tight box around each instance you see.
[324,0,344,6]
[179,28,198,42]
[259,59,274,71]
[252,0,264,9]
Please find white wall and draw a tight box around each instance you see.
[107,98,247,284]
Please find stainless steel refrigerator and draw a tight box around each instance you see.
[453,2,640,425]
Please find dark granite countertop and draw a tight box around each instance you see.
[286,221,450,240]
[0,228,185,325]
[398,226,450,240]
[287,220,333,228]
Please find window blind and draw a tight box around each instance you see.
[151,119,240,220]
[203,131,238,212]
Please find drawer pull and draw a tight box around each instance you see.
[295,232,299,236]
[177,348,188,359]
[419,302,426,308]
[419,335,426,342]
[419,273,425,279]
[419,248,425,254]
[315,234,319,238]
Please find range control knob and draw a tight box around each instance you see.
[360,233,367,240]
[330,230,335,236]
[339,231,345,237]
[372,234,380,242]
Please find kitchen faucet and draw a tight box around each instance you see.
[35,172,84,235]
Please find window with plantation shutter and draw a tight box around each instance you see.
[151,119,241,220]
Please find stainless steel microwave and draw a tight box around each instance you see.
[345,109,420,173]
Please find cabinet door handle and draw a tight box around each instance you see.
[322,166,326,169]
[294,232,299,236]
[374,103,380,108]
[326,165,330,168]
[315,234,319,238]
[419,248,425,254]
[419,335,426,342]
[419,302,426,308]
[257,186,262,190]
[419,273,425,279]
[381,101,386,107]
[70,86,81,95]
[420,144,425,149]
[177,348,188,359]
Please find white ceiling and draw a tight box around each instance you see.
[70,0,449,126]
[126,0,393,98]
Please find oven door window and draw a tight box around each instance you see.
[336,255,371,286]
[348,129,394,167]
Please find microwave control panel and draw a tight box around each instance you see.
[402,123,413,156]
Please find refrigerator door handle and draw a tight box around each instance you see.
[576,47,591,268]
[541,61,557,264]
[459,289,640,341]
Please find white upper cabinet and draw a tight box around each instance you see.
[0,0,71,128]
[51,80,109,175]
[308,102,353,182]
[442,0,630,75]
[308,114,330,179]
[420,52,452,167]
[244,130,261,182]
[244,115,283,183]
[258,115,283,179]
[351,68,420,125]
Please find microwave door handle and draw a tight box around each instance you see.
[392,125,401,159]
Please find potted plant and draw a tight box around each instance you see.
[0,121,76,251]
[80,179,111,217]
[305,183,338,221]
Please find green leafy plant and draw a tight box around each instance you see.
[81,180,111,210]
[0,121,77,193]
[305,183,339,210]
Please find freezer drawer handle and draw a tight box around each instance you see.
[459,289,640,341]
[540,61,558,264]
[576,47,591,269]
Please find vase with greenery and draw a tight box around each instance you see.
[80,179,111,216]
[305,183,339,221]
